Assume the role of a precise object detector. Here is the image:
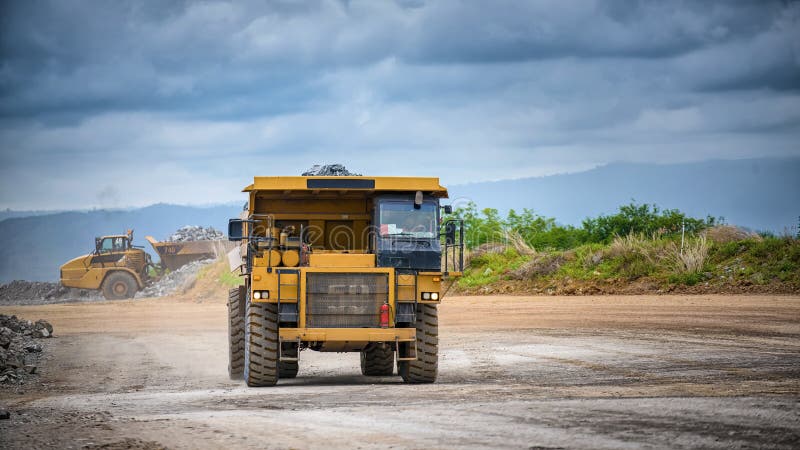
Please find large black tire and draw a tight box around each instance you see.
[228,286,245,379]
[279,343,299,379]
[101,271,137,300]
[244,300,279,387]
[400,304,438,383]
[360,343,394,376]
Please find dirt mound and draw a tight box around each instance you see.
[167,225,224,242]
[0,280,100,306]
[703,225,761,243]
[176,260,235,303]
[509,253,566,279]
[0,314,53,384]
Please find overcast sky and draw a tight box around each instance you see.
[1,0,798,210]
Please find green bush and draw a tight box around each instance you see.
[668,272,703,286]
[452,201,717,252]
[582,203,719,243]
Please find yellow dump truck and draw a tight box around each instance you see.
[227,176,464,386]
[60,230,153,299]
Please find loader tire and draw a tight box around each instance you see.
[101,271,137,300]
[228,286,245,379]
[400,304,438,384]
[360,343,394,376]
[244,300,279,387]
[279,343,299,379]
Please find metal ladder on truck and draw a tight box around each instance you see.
[276,268,300,362]
[394,271,418,362]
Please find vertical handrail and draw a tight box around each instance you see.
[246,213,275,270]
[440,219,465,274]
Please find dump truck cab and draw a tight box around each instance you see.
[227,176,463,386]
[60,230,151,299]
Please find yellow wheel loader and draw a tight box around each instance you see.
[60,230,154,299]
[226,176,464,386]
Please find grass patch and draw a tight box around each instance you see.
[707,236,800,285]
[219,267,244,287]
[456,234,800,291]
[459,248,529,288]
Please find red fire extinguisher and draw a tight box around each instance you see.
[380,302,390,328]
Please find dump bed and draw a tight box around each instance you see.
[146,236,235,271]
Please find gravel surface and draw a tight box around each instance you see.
[0,294,797,449]
[0,280,100,306]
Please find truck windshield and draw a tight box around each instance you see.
[379,202,437,238]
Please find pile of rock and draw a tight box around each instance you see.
[0,315,53,384]
[301,164,362,176]
[167,225,225,242]
[0,280,99,306]
[136,259,214,298]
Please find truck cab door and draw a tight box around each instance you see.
[91,238,126,266]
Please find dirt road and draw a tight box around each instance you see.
[1,294,799,449]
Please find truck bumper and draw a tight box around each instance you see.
[279,327,415,343]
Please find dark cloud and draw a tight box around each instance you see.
[0,0,798,209]
[2,0,796,119]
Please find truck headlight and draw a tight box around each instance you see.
[431,292,439,300]
[253,291,261,300]
[421,292,431,300]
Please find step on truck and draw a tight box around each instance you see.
[227,176,464,386]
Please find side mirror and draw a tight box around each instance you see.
[94,237,102,253]
[414,190,423,210]
[444,221,457,245]
[228,219,245,241]
[442,205,453,214]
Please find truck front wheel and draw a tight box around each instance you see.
[101,271,137,300]
[399,304,438,383]
[244,300,279,386]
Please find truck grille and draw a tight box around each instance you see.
[306,273,388,328]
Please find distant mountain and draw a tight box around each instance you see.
[1,158,797,282]
[448,158,800,234]
[0,203,241,283]
[0,209,63,222]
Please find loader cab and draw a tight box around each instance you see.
[374,195,441,270]
[95,236,130,254]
